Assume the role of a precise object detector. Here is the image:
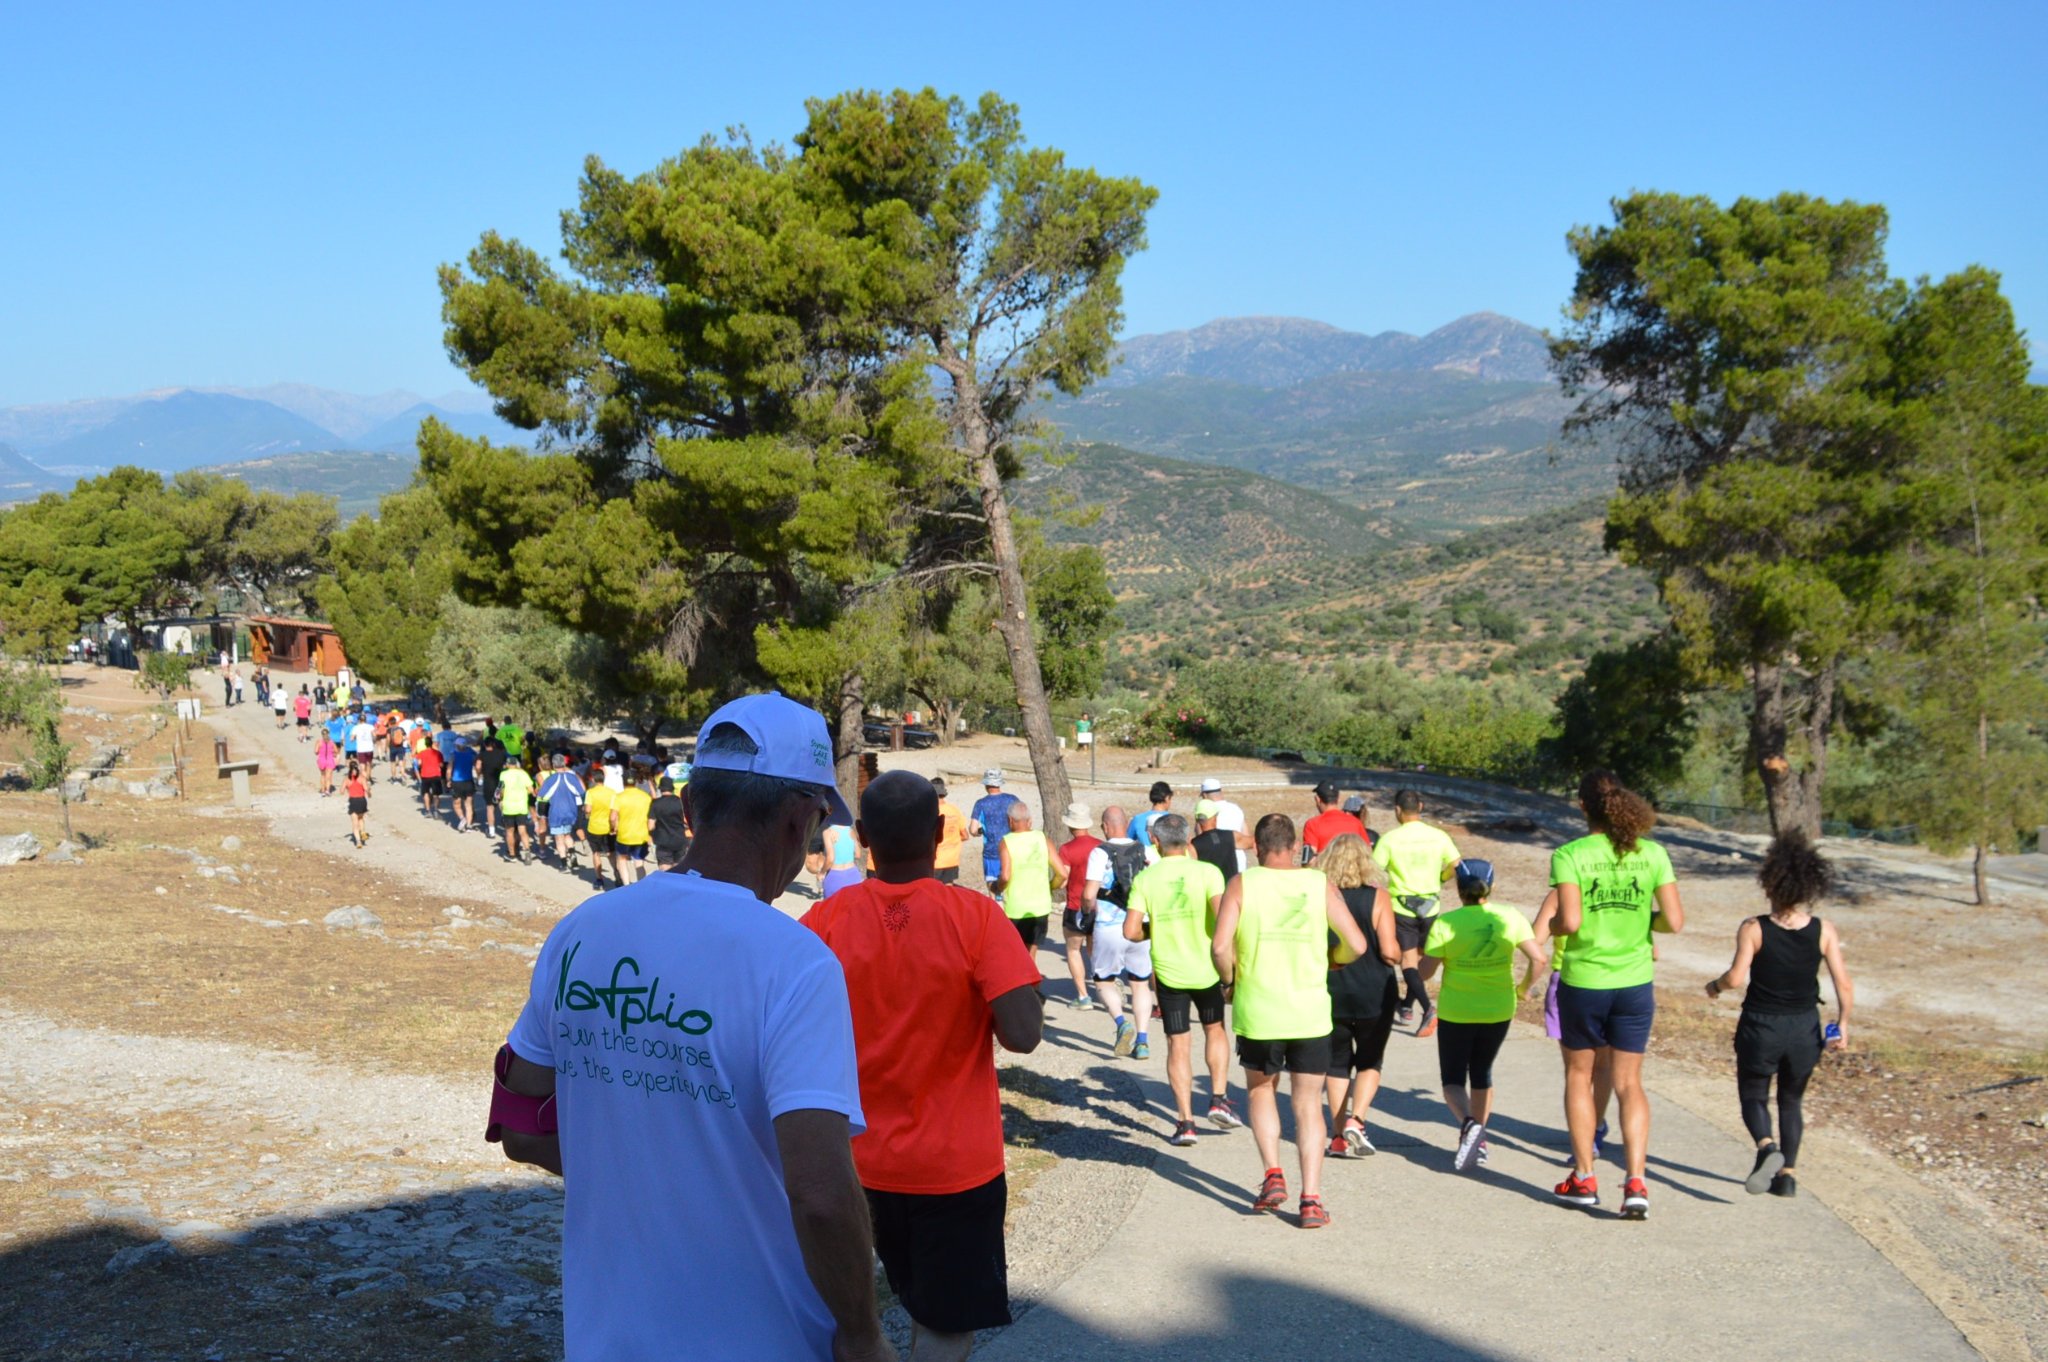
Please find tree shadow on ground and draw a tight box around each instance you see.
[990,1264,1518,1361]
[0,1186,563,1362]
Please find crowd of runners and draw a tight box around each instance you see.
[477,689,1860,1362]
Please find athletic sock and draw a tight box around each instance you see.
[1136,1032,1149,1046]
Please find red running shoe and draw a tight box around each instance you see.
[1297,1196,1330,1229]
[1252,1168,1288,1213]
[1621,1177,1650,1220]
[1554,1171,1600,1207]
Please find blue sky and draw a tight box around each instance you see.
[2,1,2042,405]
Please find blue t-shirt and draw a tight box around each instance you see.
[1131,810,1163,849]
[325,715,350,744]
[435,729,460,763]
[450,747,477,783]
[540,769,587,822]
[969,793,1021,865]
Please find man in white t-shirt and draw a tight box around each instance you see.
[1199,777,1249,872]
[348,715,378,783]
[490,692,894,1362]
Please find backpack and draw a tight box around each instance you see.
[1098,840,1149,908]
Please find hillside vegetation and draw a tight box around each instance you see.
[1022,443,1659,687]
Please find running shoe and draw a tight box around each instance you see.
[1342,1120,1375,1157]
[1395,1005,1414,1028]
[1132,1040,1150,1060]
[1252,1169,1288,1214]
[1454,1117,1486,1172]
[1064,994,1095,1010]
[1769,1174,1798,1198]
[1168,1120,1199,1147]
[1745,1143,1787,1196]
[1416,1005,1438,1039]
[1474,1140,1490,1168]
[1620,1177,1650,1220]
[1327,1135,1349,1159]
[1113,1016,1137,1057]
[1553,1172,1600,1207]
[1297,1196,1330,1230]
[1209,1098,1244,1130]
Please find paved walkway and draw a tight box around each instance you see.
[997,995,1981,1361]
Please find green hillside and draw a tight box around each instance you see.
[1045,370,1611,537]
[197,451,415,520]
[1021,443,1660,685]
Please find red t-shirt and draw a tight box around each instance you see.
[1056,834,1101,911]
[417,746,444,779]
[345,776,367,800]
[1304,808,1373,856]
[801,877,1041,1194]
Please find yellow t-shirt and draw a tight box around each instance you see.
[1372,819,1462,911]
[585,782,615,836]
[613,787,653,846]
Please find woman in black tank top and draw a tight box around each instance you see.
[1316,834,1402,1158]
[1705,834,1856,1198]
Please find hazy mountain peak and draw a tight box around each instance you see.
[1107,312,1551,388]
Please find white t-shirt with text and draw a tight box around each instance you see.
[508,872,864,1362]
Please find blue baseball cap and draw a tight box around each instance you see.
[692,691,852,825]
[1454,859,1495,895]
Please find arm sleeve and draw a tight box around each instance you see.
[973,897,1043,1002]
[761,954,866,1133]
[1548,845,1574,887]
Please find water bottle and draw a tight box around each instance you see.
[1823,1021,1843,1047]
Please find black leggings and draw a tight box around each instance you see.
[1436,1019,1511,1089]
[1735,1011,1823,1165]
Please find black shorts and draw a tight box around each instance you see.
[501,813,529,831]
[1436,1018,1511,1088]
[865,1173,1011,1334]
[347,797,369,816]
[296,716,310,728]
[1394,911,1437,953]
[1237,1033,1332,1075]
[450,780,477,798]
[619,841,648,862]
[936,867,960,885]
[1327,1002,1398,1077]
[1156,980,1227,1036]
[654,843,686,867]
[1734,1010,1823,1079]
[1062,907,1096,935]
[586,832,614,854]
[420,776,444,797]
[1012,914,1048,951]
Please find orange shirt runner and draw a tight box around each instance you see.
[936,801,967,872]
[801,878,1040,1194]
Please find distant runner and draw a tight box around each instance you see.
[496,757,536,865]
[1054,802,1103,1009]
[582,770,618,889]
[1315,833,1400,1158]
[1422,859,1544,1172]
[1301,781,1360,862]
[649,775,690,870]
[1197,777,1248,871]
[931,778,967,885]
[1371,789,1462,1037]
[967,770,1020,894]
[995,802,1065,960]
[1706,832,1855,1200]
[1129,782,1174,853]
[344,759,370,849]
[1551,770,1684,1220]
[611,759,655,885]
[1192,801,1251,887]
[539,754,587,866]
[448,737,479,833]
[1213,814,1369,1229]
[1085,807,1155,1059]
[1125,813,1240,1143]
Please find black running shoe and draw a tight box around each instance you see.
[1770,1173,1798,1198]
[1745,1144,1786,1195]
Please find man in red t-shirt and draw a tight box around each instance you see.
[1303,781,1371,862]
[1054,803,1102,1010]
[415,740,446,820]
[802,771,1044,1358]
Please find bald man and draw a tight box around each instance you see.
[802,771,1044,1360]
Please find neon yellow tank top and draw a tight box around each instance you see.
[1231,866,1333,1040]
[1001,831,1053,920]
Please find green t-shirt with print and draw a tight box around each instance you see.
[1129,856,1227,991]
[1424,901,1535,1023]
[1549,833,1674,990]
[1372,819,1462,910]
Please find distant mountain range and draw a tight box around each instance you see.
[1105,313,1553,387]
[0,384,522,492]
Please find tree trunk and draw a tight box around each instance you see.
[834,670,865,818]
[1751,658,1830,842]
[1973,841,1990,907]
[953,388,1071,830]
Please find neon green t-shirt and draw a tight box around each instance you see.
[1231,867,1332,1041]
[1130,856,1227,991]
[497,767,536,817]
[1424,901,1535,1023]
[1001,831,1053,920]
[496,723,526,758]
[1372,819,1462,912]
[1549,833,1675,990]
